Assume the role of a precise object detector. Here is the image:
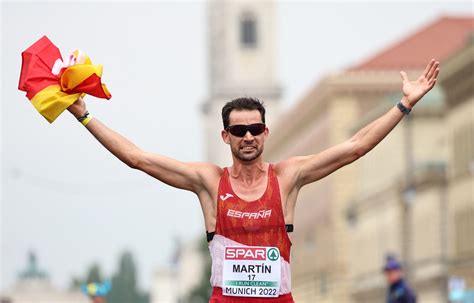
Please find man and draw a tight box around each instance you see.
[67,60,439,302]
[384,256,417,303]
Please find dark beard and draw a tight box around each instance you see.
[232,145,263,162]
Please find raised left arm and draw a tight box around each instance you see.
[285,59,439,187]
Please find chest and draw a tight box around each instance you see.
[228,175,268,202]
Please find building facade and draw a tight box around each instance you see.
[442,37,474,301]
[265,16,473,303]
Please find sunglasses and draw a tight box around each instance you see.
[226,123,266,137]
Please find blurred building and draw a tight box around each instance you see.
[203,0,282,167]
[0,252,87,303]
[345,16,473,303]
[150,238,206,303]
[265,16,473,303]
[442,30,474,303]
[151,267,178,303]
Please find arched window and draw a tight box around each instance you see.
[240,13,257,48]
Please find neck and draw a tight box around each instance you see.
[230,158,266,183]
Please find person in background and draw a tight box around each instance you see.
[81,281,111,303]
[384,256,417,303]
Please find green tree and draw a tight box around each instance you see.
[107,251,148,303]
[69,262,104,290]
[68,252,148,302]
[86,263,103,284]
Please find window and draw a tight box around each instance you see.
[240,14,257,48]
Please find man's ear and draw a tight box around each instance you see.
[221,129,230,144]
[263,127,269,140]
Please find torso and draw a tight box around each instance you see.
[207,163,294,296]
[197,162,298,236]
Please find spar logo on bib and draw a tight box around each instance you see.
[267,248,279,261]
[225,247,267,260]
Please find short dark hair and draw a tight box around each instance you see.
[221,97,266,129]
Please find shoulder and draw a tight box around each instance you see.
[273,157,303,174]
[273,157,305,187]
[193,162,224,185]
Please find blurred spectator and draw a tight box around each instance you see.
[384,256,417,303]
[91,297,106,303]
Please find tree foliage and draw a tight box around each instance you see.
[69,262,103,290]
[107,251,148,303]
[86,263,103,284]
[69,251,148,303]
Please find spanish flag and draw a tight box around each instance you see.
[18,36,111,123]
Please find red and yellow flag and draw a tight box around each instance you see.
[18,36,111,123]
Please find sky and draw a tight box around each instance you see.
[1,0,472,293]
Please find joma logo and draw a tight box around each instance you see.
[220,193,234,201]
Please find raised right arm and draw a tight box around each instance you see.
[67,97,219,193]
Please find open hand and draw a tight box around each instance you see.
[400,59,439,107]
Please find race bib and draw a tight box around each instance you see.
[222,246,281,298]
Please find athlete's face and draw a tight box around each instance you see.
[222,110,268,162]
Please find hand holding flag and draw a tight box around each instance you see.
[18,36,111,123]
